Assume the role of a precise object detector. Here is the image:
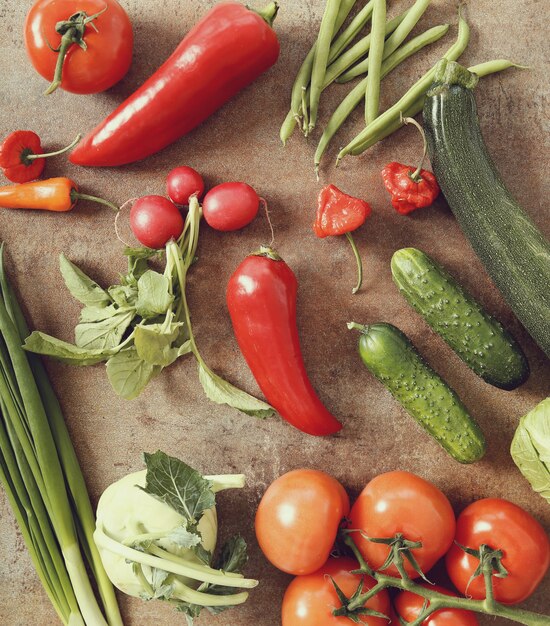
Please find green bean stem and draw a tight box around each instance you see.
[345,232,363,294]
[315,24,449,172]
[364,0,387,124]
[309,0,344,133]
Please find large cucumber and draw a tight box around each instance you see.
[391,248,529,390]
[349,322,486,463]
[423,60,550,358]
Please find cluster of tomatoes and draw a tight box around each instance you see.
[255,469,550,625]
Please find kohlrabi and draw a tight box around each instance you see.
[94,450,257,624]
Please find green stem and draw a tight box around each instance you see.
[71,191,119,212]
[253,2,279,27]
[45,34,74,95]
[401,116,427,182]
[24,135,81,162]
[347,321,368,333]
[345,232,363,295]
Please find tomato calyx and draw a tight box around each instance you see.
[457,542,508,609]
[250,245,282,262]
[330,578,389,624]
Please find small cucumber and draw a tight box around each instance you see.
[391,248,529,390]
[349,322,486,463]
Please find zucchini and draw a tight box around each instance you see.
[423,60,550,359]
[391,248,529,390]
[348,322,486,464]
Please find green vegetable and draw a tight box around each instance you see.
[364,0,386,123]
[94,451,258,624]
[24,198,274,416]
[511,398,550,505]
[391,248,529,390]
[0,244,123,626]
[423,60,550,358]
[348,322,486,463]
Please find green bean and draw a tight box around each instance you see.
[337,11,470,161]
[280,0,357,145]
[364,0,387,124]
[309,0,344,133]
[341,0,432,83]
[328,0,375,63]
[315,24,450,172]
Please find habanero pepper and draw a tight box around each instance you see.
[70,2,280,167]
[226,247,343,436]
[0,178,118,212]
[381,117,440,215]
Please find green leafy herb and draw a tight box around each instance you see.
[24,331,119,365]
[106,349,161,400]
[75,308,134,350]
[59,253,111,307]
[134,318,188,367]
[136,271,174,319]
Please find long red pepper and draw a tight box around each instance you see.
[226,247,343,436]
[70,2,280,167]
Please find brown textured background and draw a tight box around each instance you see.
[0,0,549,624]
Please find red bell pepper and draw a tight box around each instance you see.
[70,2,280,167]
[226,247,343,436]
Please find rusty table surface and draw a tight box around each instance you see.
[0,0,549,624]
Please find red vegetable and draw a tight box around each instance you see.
[130,196,184,249]
[226,247,343,436]
[313,184,371,294]
[381,118,439,215]
[394,584,479,626]
[203,182,259,231]
[0,131,80,183]
[70,2,280,166]
[166,166,205,206]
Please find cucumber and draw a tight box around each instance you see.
[423,60,550,358]
[348,322,486,463]
[391,248,529,390]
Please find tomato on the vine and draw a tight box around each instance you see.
[394,584,479,626]
[349,471,455,579]
[255,469,349,575]
[446,498,550,605]
[282,557,391,626]
[24,0,133,95]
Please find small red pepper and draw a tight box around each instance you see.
[381,117,440,215]
[0,131,80,183]
[313,184,371,294]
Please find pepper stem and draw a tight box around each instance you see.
[401,116,428,183]
[25,134,81,162]
[71,191,119,212]
[345,232,363,295]
[347,322,368,333]
[253,2,279,27]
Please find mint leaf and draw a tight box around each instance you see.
[106,348,161,399]
[75,308,134,350]
[136,271,174,319]
[198,362,274,419]
[59,254,111,307]
[24,332,118,365]
[141,451,215,522]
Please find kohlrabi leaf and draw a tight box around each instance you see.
[511,397,550,505]
[23,332,118,365]
[75,308,134,350]
[106,348,161,400]
[59,254,111,307]
[136,271,174,318]
[176,601,202,626]
[166,524,202,549]
[214,536,248,574]
[141,451,215,523]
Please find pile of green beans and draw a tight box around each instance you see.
[281,0,522,172]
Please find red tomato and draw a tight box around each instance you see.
[202,182,259,231]
[349,471,455,579]
[24,0,133,94]
[282,557,390,626]
[255,469,349,575]
[446,498,550,605]
[166,166,205,206]
[130,196,183,249]
[394,584,479,626]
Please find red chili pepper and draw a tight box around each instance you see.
[0,131,80,183]
[226,247,343,436]
[313,184,371,294]
[381,117,440,215]
[70,2,280,167]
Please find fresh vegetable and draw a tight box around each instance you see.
[423,60,550,359]
[70,2,280,166]
[0,244,123,626]
[227,247,342,435]
[167,166,205,206]
[130,195,184,249]
[364,0,386,124]
[348,471,455,580]
[445,498,550,604]
[255,469,349,575]
[511,398,550,504]
[313,184,371,294]
[0,177,119,212]
[0,131,80,183]
[24,0,133,95]
[282,557,391,625]
[202,182,260,232]
[24,196,274,417]
[391,248,529,389]
[94,450,257,623]
[348,322,486,463]
[394,584,479,626]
